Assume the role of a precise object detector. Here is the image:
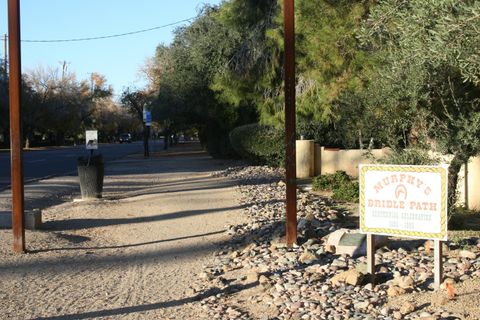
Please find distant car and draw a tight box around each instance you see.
[118,133,132,143]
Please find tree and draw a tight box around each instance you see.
[121,88,154,155]
[24,64,91,145]
[359,0,480,207]
[0,61,8,146]
[146,4,259,156]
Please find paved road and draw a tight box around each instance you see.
[0,140,164,190]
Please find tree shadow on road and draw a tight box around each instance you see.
[42,204,245,231]
[34,282,257,320]
[31,230,226,253]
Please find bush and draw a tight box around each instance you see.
[379,148,439,165]
[312,171,359,202]
[332,181,359,202]
[229,123,285,167]
[199,124,236,158]
[312,171,350,190]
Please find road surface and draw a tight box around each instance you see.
[0,140,164,190]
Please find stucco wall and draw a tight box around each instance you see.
[316,145,390,178]
[300,142,479,210]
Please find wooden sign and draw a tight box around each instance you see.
[359,164,449,289]
[360,164,448,240]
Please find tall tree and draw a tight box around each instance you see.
[359,0,480,207]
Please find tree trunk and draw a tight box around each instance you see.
[447,153,463,210]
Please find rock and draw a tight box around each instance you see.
[363,283,373,291]
[297,218,308,230]
[395,275,415,289]
[246,271,259,283]
[354,301,370,310]
[259,275,269,285]
[325,229,388,258]
[285,252,297,261]
[441,278,456,290]
[393,311,403,320]
[299,251,316,264]
[380,307,390,316]
[355,262,369,275]
[387,286,406,297]
[399,302,416,315]
[331,259,347,268]
[459,250,477,260]
[325,244,336,253]
[331,269,364,286]
[418,312,435,319]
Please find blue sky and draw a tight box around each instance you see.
[1,0,222,96]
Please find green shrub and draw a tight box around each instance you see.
[379,148,439,165]
[332,181,359,202]
[312,171,350,191]
[313,171,359,202]
[229,123,285,167]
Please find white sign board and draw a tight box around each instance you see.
[85,130,98,150]
[360,164,448,240]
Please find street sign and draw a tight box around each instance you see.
[85,130,98,150]
[144,111,152,126]
[360,164,448,240]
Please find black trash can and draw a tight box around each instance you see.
[77,154,104,199]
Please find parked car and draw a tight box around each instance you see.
[118,133,132,143]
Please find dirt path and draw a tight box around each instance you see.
[0,144,246,319]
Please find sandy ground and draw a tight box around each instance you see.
[385,277,480,319]
[0,144,247,319]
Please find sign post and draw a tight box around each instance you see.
[284,0,297,246]
[142,109,151,157]
[359,164,448,289]
[8,0,25,253]
[85,130,98,152]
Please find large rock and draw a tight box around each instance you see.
[299,251,317,264]
[399,302,416,315]
[331,269,364,286]
[393,275,415,289]
[325,228,388,258]
[387,285,406,297]
[459,250,477,260]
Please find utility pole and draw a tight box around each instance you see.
[284,0,297,246]
[8,0,25,253]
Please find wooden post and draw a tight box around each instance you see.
[284,0,297,247]
[8,0,25,253]
[367,234,375,284]
[434,240,443,290]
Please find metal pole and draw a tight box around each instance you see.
[284,0,297,246]
[8,0,25,253]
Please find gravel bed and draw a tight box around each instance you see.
[194,166,480,320]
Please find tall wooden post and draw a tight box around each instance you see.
[284,0,297,246]
[8,0,25,253]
